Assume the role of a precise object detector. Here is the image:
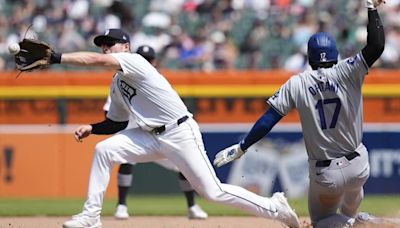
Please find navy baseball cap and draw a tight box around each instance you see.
[94,29,130,47]
[136,45,156,61]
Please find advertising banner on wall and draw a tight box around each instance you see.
[201,124,400,197]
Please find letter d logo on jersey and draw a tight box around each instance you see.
[119,80,136,101]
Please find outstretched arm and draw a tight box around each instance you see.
[361,0,385,67]
[60,52,122,70]
[239,105,283,151]
[213,106,283,167]
[13,40,124,72]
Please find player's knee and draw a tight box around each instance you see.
[319,193,341,206]
[199,192,218,202]
[94,141,112,158]
[197,188,222,202]
[94,141,105,153]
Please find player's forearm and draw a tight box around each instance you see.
[361,9,385,67]
[59,52,121,69]
[90,118,129,135]
[240,107,282,151]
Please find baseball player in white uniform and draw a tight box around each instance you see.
[214,1,385,227]
[51,28,299,228]
[105,45,207,220]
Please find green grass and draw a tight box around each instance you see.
[0,195,399,217]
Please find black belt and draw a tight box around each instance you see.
[315,152,360,167]
[152,116,189,135]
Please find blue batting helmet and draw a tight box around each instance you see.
[307,32,338,66]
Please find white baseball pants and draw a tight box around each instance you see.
[81,117,280,219]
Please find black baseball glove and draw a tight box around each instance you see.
[14,39,61,72]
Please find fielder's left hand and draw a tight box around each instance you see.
[74,125,92,142]
[213,144,245,167]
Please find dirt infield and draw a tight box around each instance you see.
[1,216,399,228]
[0,216,309,228]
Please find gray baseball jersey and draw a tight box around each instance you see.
[268,53,368,160]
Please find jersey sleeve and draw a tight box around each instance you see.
[335,53,368,87]
[103,94,111,112]
[267,76,298,116]
[109,52,156,79]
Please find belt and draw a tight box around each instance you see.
[152,115,189,135]
[315,152,360,167]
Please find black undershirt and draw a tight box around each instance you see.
[361,9,385,67]
[90,118,128,135]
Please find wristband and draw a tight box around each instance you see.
[239,140,247,153]
[50,52,62,64]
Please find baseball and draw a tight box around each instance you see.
[8,43,20,55]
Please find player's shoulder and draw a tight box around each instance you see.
[336,52,367,68]
[335,55,356,66]
[290,70,316,83]
[279,72,309,91]
[110,52,138,59]
[111,52,153,71]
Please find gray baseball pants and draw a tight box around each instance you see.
[308,144,370,226]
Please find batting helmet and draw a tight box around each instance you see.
[307,32,338,68]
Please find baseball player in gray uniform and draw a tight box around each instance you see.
[49,28,299,228]
[107,45,207,220]
[214,1,385,227]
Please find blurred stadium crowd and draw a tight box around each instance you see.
[0,0,399,71]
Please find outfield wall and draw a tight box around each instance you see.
[0,126,114,197]
[0,124,399,198]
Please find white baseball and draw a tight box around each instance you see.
[8,43,20,55]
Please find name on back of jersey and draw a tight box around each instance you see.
[308,80,339,96]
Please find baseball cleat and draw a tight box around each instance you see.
[114,204,129,220]
[63,213,101,228]
[271,192,300,228]
[188,204,208,220]
[355,212,385,225]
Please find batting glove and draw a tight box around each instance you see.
[366,0,385,9]
[213,144,245,167]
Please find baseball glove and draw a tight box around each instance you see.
[14,39,55,71]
